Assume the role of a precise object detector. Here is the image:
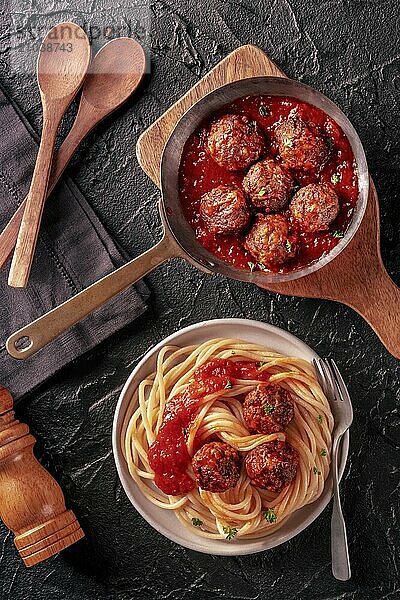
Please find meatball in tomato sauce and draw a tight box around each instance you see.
[207,114,265,171]
[243,158,294,213]
[275,116,329,173]
[290,183,339,232]
[243,384,294,435]
[245,213,297,266]
[245,440,299,492]
[192,442,241,493]
[200,185,250,235]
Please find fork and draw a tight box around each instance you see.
[313,358,353,581]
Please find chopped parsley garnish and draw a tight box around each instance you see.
[248,261,256,272]
[262,508,277,523]
[264,402,275,416]
[225,380,233,389]
[327,136,334,149]
[248,120,258,129]
[285,239,292,252]
[331,172,341,184]
[331,230,344,239]
[320,448,327,457]
[222,526,238,540]
[257,361,266,368]
[231,350,236,355]
[192,518,203,527]
[318,414,323,424]
[283,136,293,148]
[259,105,269,117]
[293,183,301,194]
[258,187,267,197]
[313,466,321,475]
[258,262,267,271]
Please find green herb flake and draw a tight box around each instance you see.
[318,414,323,424]
[257,361,266,368]
[259,105,270,117]
[331,230,344,239]
[262,508,277,523]
[258,262,267,271]
[225,380,233,389]
[248,120,258,130]
[248,261,256,273]
[285,239,292,253]
[191,518,203,527]
[293,183,301,194]
[258,187,267,198]
[222,526,238,541]
[231,350,236,355]
[283,136,293,148]
[313,466,321,475]
[320,448,327,457]
[327,136,334,149]
[264,402,275,416]
[331,172,341,184]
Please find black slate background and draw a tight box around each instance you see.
[0,1,399,599]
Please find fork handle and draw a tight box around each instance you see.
[331,435,351,581]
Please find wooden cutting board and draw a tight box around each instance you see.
[136,45,400,359]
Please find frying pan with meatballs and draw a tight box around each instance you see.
[179,94,360,275]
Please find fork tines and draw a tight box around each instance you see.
[313,358,345,402]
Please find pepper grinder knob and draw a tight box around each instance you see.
[0,386,84,567]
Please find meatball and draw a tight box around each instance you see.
[275,116,329,172]
[290,183,339,232]
[244,213,297,266]
[192,442,241,493]
[245,440,299,492]
[200,185,250,235]
[243,158,294,212]
[207,114,265,171]
[243,384,294,435]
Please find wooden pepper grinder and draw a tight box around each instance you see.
[0,386,84,567]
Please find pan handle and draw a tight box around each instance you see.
[6,233,179,360]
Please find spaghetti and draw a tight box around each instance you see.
[121,338,333,540]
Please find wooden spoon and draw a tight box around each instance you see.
[0,37,145,272]
[7,22,91,288]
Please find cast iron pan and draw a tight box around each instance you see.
[6,77,369,359]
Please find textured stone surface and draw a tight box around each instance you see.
[0,1,399,599]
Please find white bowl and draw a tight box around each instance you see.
[112,318,349,556]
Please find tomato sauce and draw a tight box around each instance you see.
[178,95,359,273]
[148,358,270,495]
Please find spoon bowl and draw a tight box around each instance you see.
[37,22,92,98]
[83,37,146,109]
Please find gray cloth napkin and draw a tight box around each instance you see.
[0,87,149,400]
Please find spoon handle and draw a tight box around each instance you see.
[8,106,62,288]
[50,96,104,183]
[8,105,64,288]
[0,203,26,271]
[0,98,107,272]
[0,114,84,271]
